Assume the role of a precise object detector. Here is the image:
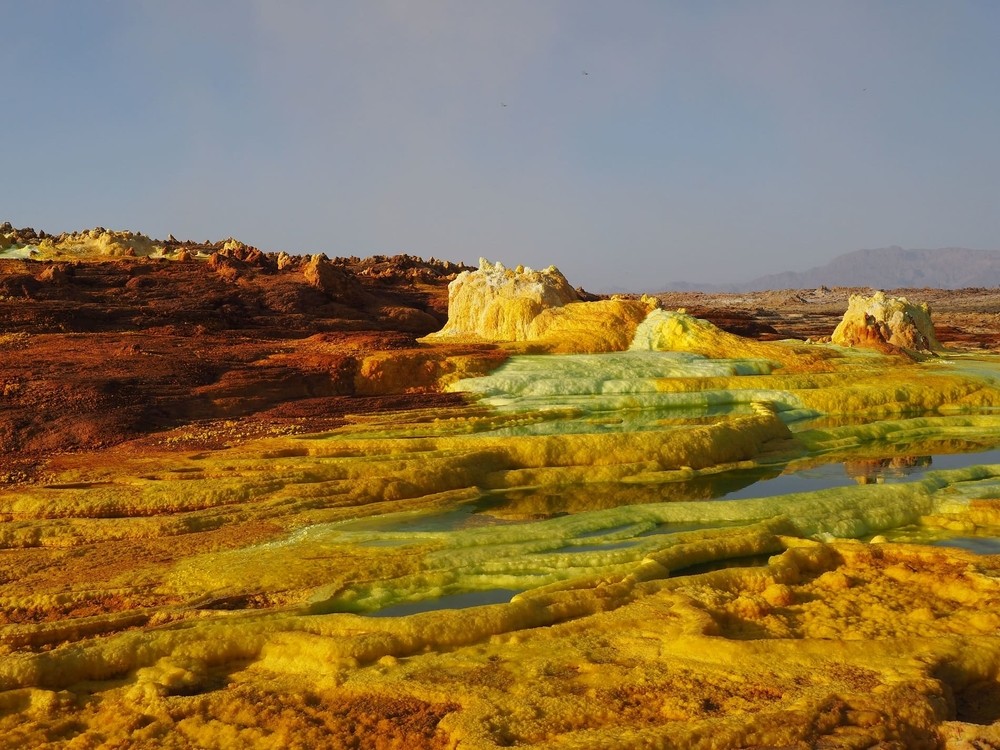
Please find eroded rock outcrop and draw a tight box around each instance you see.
[426,258,580,342]
[35,264,72,285]
[832,291,942,353]
[207,251,245,282]
[303,254,364,303]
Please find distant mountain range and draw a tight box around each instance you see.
[657,246,1000,292]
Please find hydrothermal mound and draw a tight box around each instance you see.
[2,247,1000,748]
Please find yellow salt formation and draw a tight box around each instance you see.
[423,257,660,352]
[425,257,582,342]
[221,237,248,254]
[30,228,164,259]
[352,348,503,394]
[523,296,660,353]
[832,290,943,353]
[632,308,838,371]
[4,315,1000,746]
[0,223,40,259]
[0,224,197,261]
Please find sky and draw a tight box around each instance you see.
[3,1,1000,291]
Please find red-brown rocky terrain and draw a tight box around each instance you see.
[4,234,1000,488]
[0,242,514,484]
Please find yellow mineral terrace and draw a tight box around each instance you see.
[2,293,1000,748]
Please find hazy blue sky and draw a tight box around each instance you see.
[3,1,999,290]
